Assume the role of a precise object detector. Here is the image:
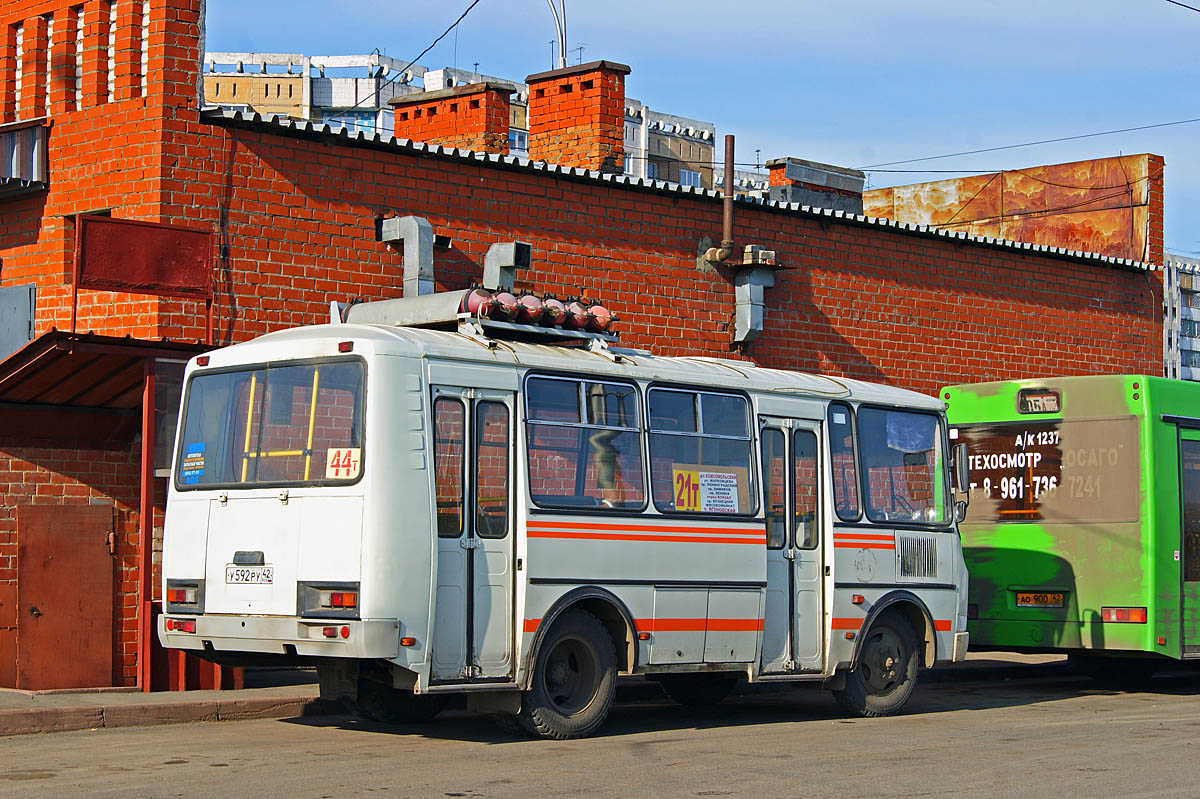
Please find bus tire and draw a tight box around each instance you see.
[659,673,738,707]
[833,612,920,717]
[519,609,617,739]
[354,678,447,725]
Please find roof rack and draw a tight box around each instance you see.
[333,289,618,346]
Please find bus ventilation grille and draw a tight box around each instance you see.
[896,533,938,579]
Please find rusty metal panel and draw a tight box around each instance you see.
[16,505,115,690]
[74,216,214,300]
[860,154,1157,262]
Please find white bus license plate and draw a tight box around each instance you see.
[225,565,274,584]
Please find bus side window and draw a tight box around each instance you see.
[762,428,786,548]
[794,430,819,548]
[474,401,509,538]
[434,397,465,537]
[648,388,756,515]
[829,402,860,521]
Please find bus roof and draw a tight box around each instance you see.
[202,322,944,410]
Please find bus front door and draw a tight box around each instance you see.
[760,418,825,674]
[431,388,516,682]
[1179,431,1200,654]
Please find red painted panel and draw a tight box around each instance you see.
[16,505,115,690]
[0,581,15,627]
[0,628,14,688]
[74,216,214,300]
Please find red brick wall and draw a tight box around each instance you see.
[0,440,163,686]
[526,61,627,173]
[393,85,511,154]
[767,162,862,200]
[1,0,204,340]
[143,121,1161,392]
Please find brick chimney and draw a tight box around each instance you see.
[390,81,516,154]
[524,60,629,173]
[766,157,866,214]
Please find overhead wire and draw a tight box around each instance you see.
[344,0,483,114]
[858,118,1200,169]
[1164,0,1200,12]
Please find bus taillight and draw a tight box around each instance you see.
[1101,607,1147,623]
[322,591,358,609]
[165,618,197,633]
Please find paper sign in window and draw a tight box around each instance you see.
[325,447,362,480]
[672,466,745,513]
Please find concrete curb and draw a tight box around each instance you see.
[0,696,339,738]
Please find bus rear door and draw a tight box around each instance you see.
[760,417,825,674]
[1178,429,1200,654]
[430,387,516,681]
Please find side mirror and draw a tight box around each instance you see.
[953,442,970,493]
[955,499,968,523]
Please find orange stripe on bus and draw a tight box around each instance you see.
[636,618,764,632]
[832,533,895,541]
[526,520,761,536]
[523,618,540,633]
[527,530,766,545]
[831,617,864,630]
[833,542,895,549]
[934,619,952,632]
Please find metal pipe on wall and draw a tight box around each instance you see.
[704,134,735,263]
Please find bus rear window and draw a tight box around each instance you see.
[954,417,1139,524]
[176,360,364,488]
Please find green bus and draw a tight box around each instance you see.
[941,375,1200,676]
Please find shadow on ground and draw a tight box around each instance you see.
[280,665,1200,745]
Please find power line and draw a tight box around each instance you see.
[1164,0,1200,13]
[859,117,1200,169]
[346,0,483,113]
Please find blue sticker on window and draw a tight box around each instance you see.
[180,443,206,485]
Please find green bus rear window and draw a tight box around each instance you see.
[954,417,1138,524]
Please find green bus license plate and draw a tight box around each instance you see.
[1016,591,1064,608]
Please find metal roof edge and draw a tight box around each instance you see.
[200,109,1155,273]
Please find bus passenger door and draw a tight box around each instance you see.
[431,388,516,682]
[1179,431,1200,654]
[760,418,825,674]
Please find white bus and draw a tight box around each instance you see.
[159,292,970,739]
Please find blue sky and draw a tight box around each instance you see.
[204,0,1199,256]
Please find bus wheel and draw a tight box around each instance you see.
[833,612,920,717]
[659,673,738,707]
[519,609,617,739]
[354,678,447,725]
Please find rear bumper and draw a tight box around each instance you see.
[158,614,399,659]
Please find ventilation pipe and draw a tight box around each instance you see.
[380,216,435,297]
[704,134,736,264]
[482,241,532,292]
[733,245,778,345]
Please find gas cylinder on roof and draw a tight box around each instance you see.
[540,297,566,327]
[460,288,493,317]
[515,294,544,325]
[585,303,613,333]
[562,300,591,330]
[490,291,519,321]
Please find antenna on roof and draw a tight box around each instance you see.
[546,0,568,69]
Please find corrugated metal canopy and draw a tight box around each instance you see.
[0,330,209,444]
